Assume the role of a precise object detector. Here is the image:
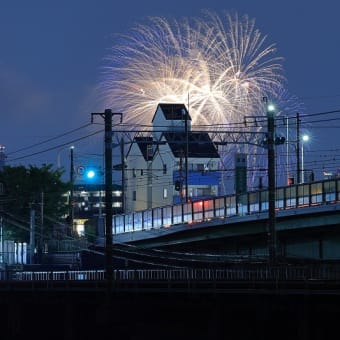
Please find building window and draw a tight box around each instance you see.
[133,191,136,201]
[196,187,212,196]
[133,168,136,177]
[163,164,167,174]
[163,188,168,199]
[141,169,144,176]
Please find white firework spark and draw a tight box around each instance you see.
[98,10,285,126]
[98,10,303,192]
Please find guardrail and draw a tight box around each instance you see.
[8,264,340,282]
[113,178,340,234]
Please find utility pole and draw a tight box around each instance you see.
[91,109,122,288]
[120,137,125,214]
[296,112,301,184]
[69,146,74,236]
[29,205,35,264]
[184,109,189,202]
[179,151,184,202]
[146,142,153,210]
[265,99,277,265]
[40,192,44,256]
[0,216,4,264]
[285,115,289,184]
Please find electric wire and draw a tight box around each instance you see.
[7,122,93,156]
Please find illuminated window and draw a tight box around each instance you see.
[163,188,168,198]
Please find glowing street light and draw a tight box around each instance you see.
[86,169,96,179]
[267,103,275,112]
[301,134,309,183]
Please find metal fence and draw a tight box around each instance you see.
[8,264,340,282]
[114,178,340,234]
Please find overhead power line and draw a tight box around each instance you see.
[7,122,93,156]
[4,106,340,166]
[8,129,104,162]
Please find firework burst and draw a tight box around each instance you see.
[98,10,285,125]
[98,10,302,192]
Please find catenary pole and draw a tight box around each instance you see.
[70,147,74,235]
[296,112,301,184]
[266,100,277,264]
[91,109,122,289]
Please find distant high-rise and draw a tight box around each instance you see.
[0,145,6,171]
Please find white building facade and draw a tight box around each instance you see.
[125,103,221,213]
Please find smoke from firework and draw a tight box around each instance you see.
[99,10,286,125]
[98,10,303,191]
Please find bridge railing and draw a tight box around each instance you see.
[114,178,340,234]
[9,264,340,282]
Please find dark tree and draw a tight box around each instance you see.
[0,164,70,242]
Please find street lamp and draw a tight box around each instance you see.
[301,134,309,184]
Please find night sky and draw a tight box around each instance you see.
[1,0,340,182]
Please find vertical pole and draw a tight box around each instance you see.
[184,109,189,202]
[30,206,35,264]
[296,113,301,184]
[147,144,152,210]
[179,152,184,203]
[68,147,74,236]
[0,216,3,264]
[97,145,105,242]
[120,137,125,214]
[91,110,122,289]
[267,103,277,264]
[40,191,44,256]
[104,109,113,285]
[286,115,289,184]
[97,189,104,241]
[301,141,304,184]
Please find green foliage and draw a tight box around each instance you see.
[0,164,70,242]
